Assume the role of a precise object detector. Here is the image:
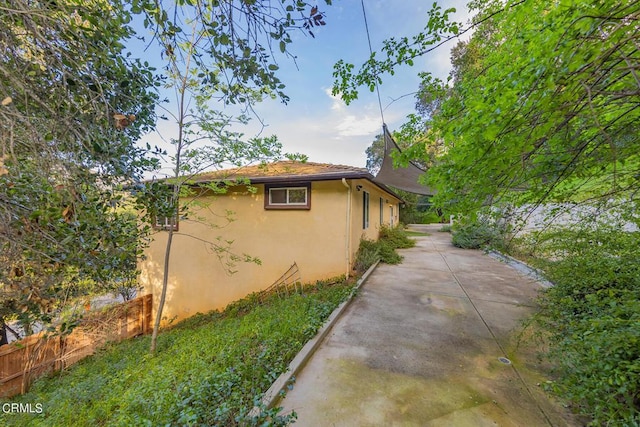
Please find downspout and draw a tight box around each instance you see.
[341,178,352,279]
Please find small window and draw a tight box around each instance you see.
[265,183,311,210]
[153,198,179,231]
[154,214,178,231]
[379,197,384,225]
[363,191,370,229]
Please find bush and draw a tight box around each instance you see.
[378,224,416,250]
[421,212,442,224]
[399,207,423,224]
[531,228,640,424]
[451,219,504,249]
[439,224,452,233]
[353,239,383,274]
[353,225,416,274]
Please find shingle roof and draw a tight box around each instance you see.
[191,161,402,201]
[193,161,372,184]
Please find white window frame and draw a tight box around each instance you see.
[264,183,311,210]
[153,187,179,231]
[154,214,178,231]
[363,191,370,229]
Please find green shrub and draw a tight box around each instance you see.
[353,239,383,274]
[421,212,442,224]
[451,219,504,249]
[5,280,353,426]
[399,208,423,224]
[353,225,416,274]
[530,228,640,425]
[378,224,416,250]
[439,224,452,233]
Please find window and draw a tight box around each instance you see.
[363,191,370,229]
[264,183,311,210]
[153,196,179,231]
[379,197,384,225]
[390,205,394,227]
[154,214,178,231]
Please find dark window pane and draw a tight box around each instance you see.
[288,188,306,204]
[270,188,287,204]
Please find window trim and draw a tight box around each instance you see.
[152,188,179,232]
[153,213,179,231]
[363,190,370,229]
[264,182,311,210]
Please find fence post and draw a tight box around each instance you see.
[142,294,152,334]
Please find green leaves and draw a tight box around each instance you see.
[416,0,640,215]
[1,161,145,332]
[7,279,353,426]
[143,1,332,105]
[528,226,640,424]
[332,4,461,104]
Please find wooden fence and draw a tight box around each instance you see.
[0,294,152,398]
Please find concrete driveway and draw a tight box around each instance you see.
[278,224,580,426]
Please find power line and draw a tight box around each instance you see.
[360,0,385,130]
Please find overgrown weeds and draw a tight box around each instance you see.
[439,224,452,233]
[450,218,505,249]
[4,279,353,426]
[518,227,640,425]
[353,225,416,274]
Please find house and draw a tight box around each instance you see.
[139,161,403,324]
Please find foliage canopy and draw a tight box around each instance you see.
[334,0,640,216]
[0,0,159,340]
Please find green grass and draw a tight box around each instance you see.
[404,230,429,237]
[3,280,354,426]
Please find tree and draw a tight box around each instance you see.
[333,0,640,218]
[1,0,334,353]
[1,0,159,340]
[133,0,331,353]
[429,0,639,214]
[365,133,385,175]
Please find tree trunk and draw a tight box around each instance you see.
[149,227,174,353]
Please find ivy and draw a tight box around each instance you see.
[5,280,353,426]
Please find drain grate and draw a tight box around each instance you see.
[498,357,512,365]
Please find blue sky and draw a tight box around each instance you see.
[143,1,472,175]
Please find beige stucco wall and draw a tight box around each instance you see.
[347,179,401,265]
[140,179,401,325]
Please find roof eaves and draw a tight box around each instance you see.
[192,170,371,184]
[250,171,371,184]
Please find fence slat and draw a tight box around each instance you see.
[0,294,152,398]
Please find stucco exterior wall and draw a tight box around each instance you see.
[140,178,401,324]
[347,179,401,266]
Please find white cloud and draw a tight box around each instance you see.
[334,114,381,137]
[322,88,382,138]
[324,87,345,111]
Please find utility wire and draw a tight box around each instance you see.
[360,0,386,130]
